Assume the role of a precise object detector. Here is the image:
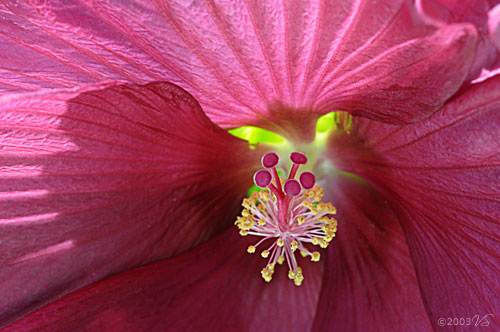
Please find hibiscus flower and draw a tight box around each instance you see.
[0,1,498,331]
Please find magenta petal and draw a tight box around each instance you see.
[490,4,500,50]
[330,76,500,330]
[0,0,477,129]
[417,0,490,32]
[3,228,323,332]
[312,174,431,332]
[0,81,264,326]
[417,0,499,80]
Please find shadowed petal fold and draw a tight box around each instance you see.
[312,174,431,332]
[2,228,324,332]
[0,0,477,130]
[0,81,263,326]
[329,76,500,330]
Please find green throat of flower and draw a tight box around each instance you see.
[230,111,352,196]
[228,111,351,149]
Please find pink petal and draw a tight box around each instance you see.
[489,3,500,50]
[329,75,500,330]
[2,228,323,332]
[0,81,264,326]
[0,1,477,131]
[312,174,431,331]
[416,0,490,32]
[417,0,499,80]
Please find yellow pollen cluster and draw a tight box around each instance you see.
[277,255,285,265]
[317,202,337,214]
[261,263,275,282]
[234,215,255,236]
[235,183,338,286]
[304,185,324,201]
[311,237,329,248]
[311,251,320,262]
[288,267,304,286]
[321,217,338,241]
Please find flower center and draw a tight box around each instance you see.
[235,152,338,286]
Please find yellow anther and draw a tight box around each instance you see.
[319,216,329,222]
[293,267,304,286]
[247,245,256,254]
[297,216,305,225]
[242,209,250,217]
[235,216,255,232]
[325,235,334,242]
[313,185,324,200]
[277,238,284,247]
[318,202,336,214]
[311,237,320,245]
[258,219,266,226]
[288,270,296,279]
[300,250,308,258]
[325,231,336,239]
[261,250,270,258]
[239,230,248,236]
[302,201,319,215]
[327,217,338,229]
[322,241,329,248]
[327,203,337,214]
[242,198,253,209]
[291,240,298,251]
[294,275,304,286]
[302,201,313,209]
[311,251,320,262]
[317,238,329,248]
[305,185,324,201]
[258,191,270,201]
[261,264,274,282]
[316,203,324,213]
[257,204,266,212]
[321,225,337,239]
[277,255,285,265]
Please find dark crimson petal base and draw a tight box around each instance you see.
[312,174,432,332]
[0,81,264,327]
[329,75,500,330]
[2,228,323,332]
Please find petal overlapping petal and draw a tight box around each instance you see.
[329,75,500,330]
[311,174,431,332]
[417,0,491,32]
[2,228,323,332]
[0,81,263,326]
[416,0,499,80]
[0,0,477,132]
